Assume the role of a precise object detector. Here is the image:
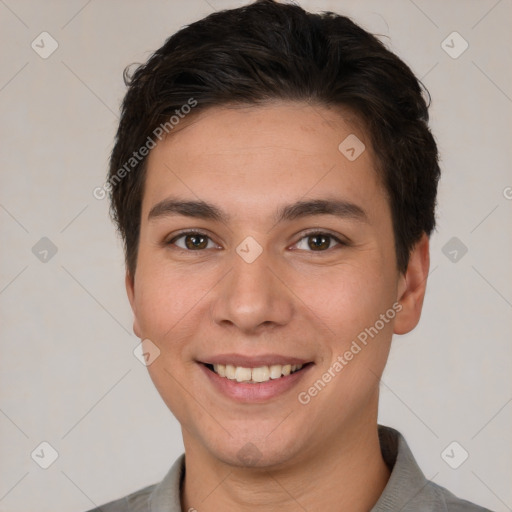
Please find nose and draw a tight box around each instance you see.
[210,247,294,334]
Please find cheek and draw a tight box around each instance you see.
[132,263,220,370]
[296,266,397,393]
[295,260,396,335]
[133,265,198,337]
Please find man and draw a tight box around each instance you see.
[88,1,492,510]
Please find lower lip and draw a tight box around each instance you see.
[199,363,313,403]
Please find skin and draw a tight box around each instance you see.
[126,101,430,511]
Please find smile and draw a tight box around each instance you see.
[206,363,305,383]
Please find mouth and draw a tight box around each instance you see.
[197,355,314,403]
[203,362,311,383]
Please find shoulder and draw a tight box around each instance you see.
[83,482,156,512]
[375,425,494,512]
[428,480,494,512]
[81,454,185,512]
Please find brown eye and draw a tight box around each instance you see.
[308,234,331,250]
[294,232,344,252]
[184,233,208,250]
[168,232,215,250]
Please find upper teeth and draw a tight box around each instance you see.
[213,364,303,383]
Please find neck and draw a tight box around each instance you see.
[181,414,390,511]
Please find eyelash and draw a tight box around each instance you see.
[166,229,348,253]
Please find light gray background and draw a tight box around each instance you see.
[1,1,511,511]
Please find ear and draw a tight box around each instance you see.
[393,233,430,335]
[125,271,142,338]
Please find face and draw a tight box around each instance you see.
[126,102,427,469]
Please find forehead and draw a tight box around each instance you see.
[142,102,387,222]
[151,101,367,158]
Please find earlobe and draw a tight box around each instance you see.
[393,233,430,335]
[125,272,142,338]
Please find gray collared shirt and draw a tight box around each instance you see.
[85,425,493,511]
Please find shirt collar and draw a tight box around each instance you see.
[371,425,441,511]
[149,452,185,512]
[149,425,440,512]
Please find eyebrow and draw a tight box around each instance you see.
[148,196,368,225]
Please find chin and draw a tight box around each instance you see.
[203,430,303,470]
